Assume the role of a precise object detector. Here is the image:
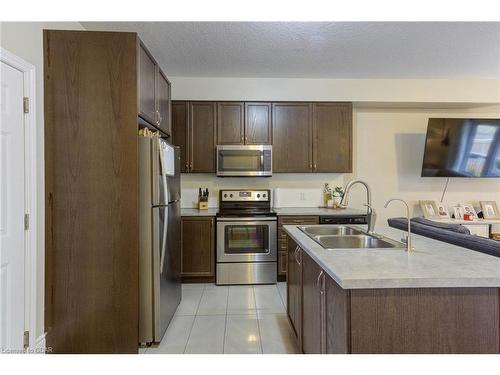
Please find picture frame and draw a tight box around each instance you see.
[480,201,500,219]
[460,203,478,219]
[435,202,450,218]
[419,200,441,219]
[452,206,465,220]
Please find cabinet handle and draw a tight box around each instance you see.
[245,136,248,143]
[314,163,317,170]
[185,162,188,171]
[309,162,313,169]
[190,162,193,172]
[316,270,324,292]
[240,136,244,143]
[156,110,161,125]
[294,246,301,265]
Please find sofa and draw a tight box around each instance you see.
[387,217,500,257]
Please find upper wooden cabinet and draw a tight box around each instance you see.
[245,102,272,144]
[138,43,171,135]
[217,102,272,145]
[217,102,244,144]
[273,103,313,172]
[171,100,352,173]
[157,70,171,135]
[171,102,189,172]
[138,44,156,125]
[312,103,352,173]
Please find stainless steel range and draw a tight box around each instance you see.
[216,189,277,285]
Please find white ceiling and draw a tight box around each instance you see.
[81,22,500,79]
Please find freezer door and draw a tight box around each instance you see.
[154,202,182,342]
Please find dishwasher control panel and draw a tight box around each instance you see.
[319,215,368,225]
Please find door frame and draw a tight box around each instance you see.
[0,47,39,350]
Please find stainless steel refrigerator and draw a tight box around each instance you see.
[139,136,181,345]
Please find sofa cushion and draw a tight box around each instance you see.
[411,217,471,235]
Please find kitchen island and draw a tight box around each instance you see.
[283,224,500,354]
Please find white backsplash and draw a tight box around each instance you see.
[273,188,324,208]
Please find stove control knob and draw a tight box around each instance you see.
[224,194,227,198]
[257,194,261,198]
[230,194,233,198]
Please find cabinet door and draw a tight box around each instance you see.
[217,102,244,144]
[138,44,157,125]
[245,102,272,144]
[171,101,189,173]
[313,103,352,172]
[189,102,216,172]
[157,70,171,135]
[325,273,350,353]
[287,237,302,345]
[181,217,214,277]
[301,251,323,354]
[272,103,312,172]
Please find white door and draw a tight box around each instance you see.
[0,60,26,351]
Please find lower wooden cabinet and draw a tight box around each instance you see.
[181,217,215,281]
[286,234,500,354]
[277,216,319,280]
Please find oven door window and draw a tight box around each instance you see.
[219,150,262,172]
[224,225,269,254]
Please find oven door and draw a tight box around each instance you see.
[217,218,277,263]
[216,145,272,176]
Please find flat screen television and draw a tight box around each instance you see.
[421,118,500,177]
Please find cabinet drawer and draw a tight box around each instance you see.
[279,215,320,225]
[278,251,287,275]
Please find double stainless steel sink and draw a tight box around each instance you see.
[299,225,405,250]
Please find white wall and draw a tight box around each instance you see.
[172,76,500,228]
[0,21,85,343]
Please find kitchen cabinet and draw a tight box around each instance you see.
[190,102,217,172]
[217,102,272,145]
[286,233,499,354]
[181,217,215,280]
[245,102,272,144]
[138,44,156,125]
[301,250,325,354]
[171,102,189,172]
[312,103,352,173]
[286,237,302,344]
[138,43,171,135]
[217,102,245,144]
[277,216,319,280]
[273,103,313,172]
[171,102,217,173]
[157,70,171,135]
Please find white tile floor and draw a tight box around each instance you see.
[141,282,299,354]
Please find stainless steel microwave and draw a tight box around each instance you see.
[216,145,272,177]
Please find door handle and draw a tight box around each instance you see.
[316,270,324,292]
[294,246,301,265]
[160,207,168,274]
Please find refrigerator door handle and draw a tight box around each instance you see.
[158,139,169,204]
[160,206,168,275]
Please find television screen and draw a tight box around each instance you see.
[421,118,500,177]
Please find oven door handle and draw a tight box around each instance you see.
[216,217,277,222]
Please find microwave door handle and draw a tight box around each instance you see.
[159,207,168,274]
[260,153,264,169]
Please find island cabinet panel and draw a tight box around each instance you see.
[44,30,139,353]
[181,217,215,280]
[349,288,500,354]
[245,102,272,144]
[189,102,217,172]
[272,103,313,172]
[301,251,324,354]
[217,102,245,144]
[312,103,352,172]
[324,274,350,354]
[278,216,319,280]
[138,43,157,125]
[171,101,189,172]
[286,237,302,343]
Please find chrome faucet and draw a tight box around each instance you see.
[384,198,414,253]
[339,180,376,233]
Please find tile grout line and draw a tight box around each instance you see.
[182,283,206,353]
[253,285,265,354]
[222,285,229,354]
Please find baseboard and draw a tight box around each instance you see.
[33,333,47,354]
